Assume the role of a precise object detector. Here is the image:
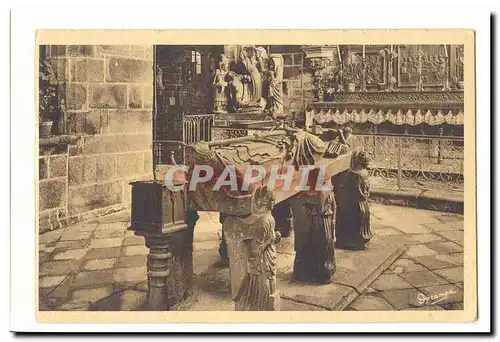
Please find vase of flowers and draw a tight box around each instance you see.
[343,63,361,92]
[39,59,59,137]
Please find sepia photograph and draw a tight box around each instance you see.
[36,39,472,316]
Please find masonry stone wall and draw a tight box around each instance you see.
[39,45,154,233]
[269,46,314,120]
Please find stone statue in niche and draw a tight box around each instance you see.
[324,127,352,159]
[239,47,264,106]
[265,54,284,117]
[333,150,373,250]
[223,46,283,114]
[211,54,230,113]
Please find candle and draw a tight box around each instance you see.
[443,44,448,58]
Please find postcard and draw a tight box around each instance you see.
[27,28,477,327]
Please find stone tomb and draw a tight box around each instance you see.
[130,127,405,311]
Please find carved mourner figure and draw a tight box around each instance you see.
[324,127,352,158]
[223,190,281,311]
[211,54,229,113]
[291,183,337,284]
[333,150,373,250]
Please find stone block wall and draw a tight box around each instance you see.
[39,45,154,233]
[270,46,314,120]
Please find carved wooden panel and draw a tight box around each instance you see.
[398,45,448,88]
[340,45,387,89]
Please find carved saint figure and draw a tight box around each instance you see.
[333,150,373,250]
[239,48,263,105]
[265,54,284,116]
[212,54,229,113]
[324,127,353,158]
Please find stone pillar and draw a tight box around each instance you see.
[222,212,280,311]
[290,189,337,284]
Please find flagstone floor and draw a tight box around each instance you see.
[38,203,464,311]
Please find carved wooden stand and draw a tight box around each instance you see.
[290,189,337,284]
[222,211,281,311]
[130,181,198,310]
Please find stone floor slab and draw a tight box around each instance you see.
[39,275,67,288]
[53,248,88,261]
[95,222,128,231]
[123,236,146,246]
[63,222,98,233]
[90,289,147,311]
[417,284,463,306]
[403,245,438,258]
[60,230,93,241]
[39,230,63,244]
[59,286,114,310]
[392,222,433,235]
[83,258,117,271]
[121,245,149,256]
[434,267,464,284]
[39,260,81,276]
[348,294,394,311]
[379,288,427,310]
[84,247,122,260]
[333,236,407,293]
[386,258,428,274]
[281,299,328,311]
[370,274,413,291]
[436,230,464,246]
[372,227,404,236]
[71,269,116,288]
[424,221,463,232]
[118,255,147,268]
[398,270,450,288]
[411,233,447,244]
[411,254,458,270]
[426,241,463,254]
[89,238,124,249]
[53,240,89,252]
[39,244,56,254]
[94,229,125,239]
[434,213,464,223]
[114,266,148,284]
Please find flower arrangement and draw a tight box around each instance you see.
[39,59,60,136]
[39,59,59,122]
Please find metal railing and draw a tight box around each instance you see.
[182,114,214,145]
[154,114,214,166]
[349,133,464,192]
